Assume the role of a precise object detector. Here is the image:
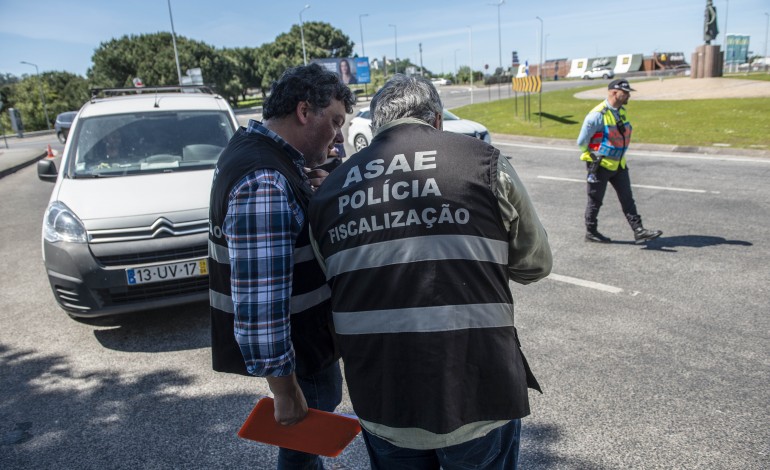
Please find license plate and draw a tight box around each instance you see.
[126,259,208,285]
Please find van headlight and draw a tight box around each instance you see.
[43,201,87,243]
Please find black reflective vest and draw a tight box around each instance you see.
[309,123,539,435]
[209,128,338,378]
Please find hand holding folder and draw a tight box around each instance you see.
[238,397,361,458]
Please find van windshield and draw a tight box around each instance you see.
[68,110,234,177]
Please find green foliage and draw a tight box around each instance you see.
[452,85,770,149]
[0,71,88,132]
[259,22,355,89]
[88,33,239,102]
[1,22,356,132]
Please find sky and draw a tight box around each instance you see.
[1,0,768,79]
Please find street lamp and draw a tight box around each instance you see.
[300,4,311,66]
[454,48,461,79]
[359,13,368,57]
[489,0,505,98]
[535,17,543,80]
[388,24,398,74]
[762,13,770,72]
[723,0,729,72]
[535,16,544,128]
[467,25,474,104]
[19,61,51,130]
[167,0,182,85]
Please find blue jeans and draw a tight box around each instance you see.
[361,419,522,470]
[276,361,343,470]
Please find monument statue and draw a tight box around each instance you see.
[704,0,719,44]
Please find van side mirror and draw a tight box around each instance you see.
[37,159,58,183]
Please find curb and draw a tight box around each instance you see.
[0,151,47,179]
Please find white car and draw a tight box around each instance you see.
[37,86,239,318]
[582,67,615,80]
[347,107,491,152]
[431,78,452,86]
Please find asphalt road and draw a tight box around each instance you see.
[1,133,768,468]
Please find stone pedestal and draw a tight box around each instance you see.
[691,44,723,78]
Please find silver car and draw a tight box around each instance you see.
[38,86,238,318]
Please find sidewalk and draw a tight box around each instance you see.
[0,146,48,179]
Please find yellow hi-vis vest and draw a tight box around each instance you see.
[580,101,632,171]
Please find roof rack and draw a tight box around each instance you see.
[90,85,214,101]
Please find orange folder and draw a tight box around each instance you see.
[237,397,361,457]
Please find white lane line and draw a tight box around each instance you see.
[536,175,712,194]
[547,273,624,294]
[495,141,770,164]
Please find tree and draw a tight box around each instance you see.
[88,33,242,104]
[259,22,355,89]
[0,71,88,133]
[223,47,263,101]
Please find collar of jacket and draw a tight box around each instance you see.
[373,117,434,138]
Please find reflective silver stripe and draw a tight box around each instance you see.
[209,289,234,314]
[291,283,331,314]
[326,235,507,278]
[333,303,513,335]
[209,240,230,264]
[294,244,316,264]
[210,284,329,316]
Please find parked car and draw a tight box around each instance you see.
[431,78,452,86]
[37,86,239,318]
[54,111,77,144]
[347,107,491,152]
[582,67,615,80]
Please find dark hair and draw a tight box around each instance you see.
[263,63,356,119]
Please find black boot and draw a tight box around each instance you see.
[634,227,662,244]
[585,228,611,243]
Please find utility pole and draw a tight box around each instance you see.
[419,43,424,76]
[300,4,311,66]
[167,0,183,85]
[468,25,474,104]
[388,24,398,74]
[536,16,543,128]
[762,13,770,73]
[489,0,505,99]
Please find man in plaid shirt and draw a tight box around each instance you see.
[209,64,355,469]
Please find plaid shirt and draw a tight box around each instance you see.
[223,120,310,377]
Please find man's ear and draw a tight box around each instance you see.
[434,111,443,131]
[295,101,311,125]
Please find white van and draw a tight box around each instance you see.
[38,86,238,318]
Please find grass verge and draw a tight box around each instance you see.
[452,85,770,150]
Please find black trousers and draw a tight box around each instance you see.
[585,163,642,231]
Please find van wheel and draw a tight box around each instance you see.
[57,132,66,144]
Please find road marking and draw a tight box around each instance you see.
[547,273,624,294]
[536,175,713,194]
[495,141,770,164]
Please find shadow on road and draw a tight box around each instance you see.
[89,301,210,353]
[639,234,753,252]
[603,234,753,252]
[0,342,273,469]
[521,423,611,469]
